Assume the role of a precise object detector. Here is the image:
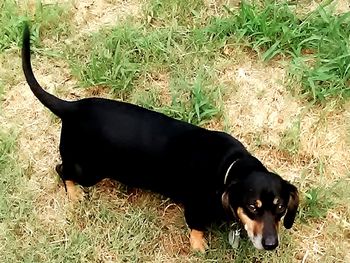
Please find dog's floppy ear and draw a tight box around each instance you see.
[283,182,299,229]
[221,180,240,217]
[221,191,230,213]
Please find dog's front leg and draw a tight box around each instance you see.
[184,204,209,253]
[189,229,208,253]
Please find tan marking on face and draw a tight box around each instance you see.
[66,180,84,202]
[254,219,264,235]
[275,221,280,230]
[237,207,264,249]
[237,207,263,235]
[189,229,208,253]
[273,197,279,205]
[256,199,263,208]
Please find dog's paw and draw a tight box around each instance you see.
[190,229,209,253]
[66,180,85,202]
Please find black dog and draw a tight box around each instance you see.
[22,24,298,252]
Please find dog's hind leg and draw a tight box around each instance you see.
[55,163,85,202]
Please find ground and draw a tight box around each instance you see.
[1,0,350,262]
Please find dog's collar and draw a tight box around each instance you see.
[224,159,239,185]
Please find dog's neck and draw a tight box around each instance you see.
[223,155,268,186]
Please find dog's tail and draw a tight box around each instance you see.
[22,23,71,117]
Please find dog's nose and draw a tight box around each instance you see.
[262,236,278,250]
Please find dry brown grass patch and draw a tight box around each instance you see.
[220,55,349,182]
[131,71,172,107]
[90,179,190,257]
[222,59,300,147]
[305,0,350,14]
[72,0,142,34]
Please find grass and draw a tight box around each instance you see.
[144,0,206,27]
[70,0,350,104]
[300,186,334,221]
[69,18,223,124]
[69,24,172,95]
[1,0,350,262]
[279,119,301,155]
[201,0,350,102]
[0,1,73,52]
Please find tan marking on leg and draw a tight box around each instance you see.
[66,180,84,202]
[190,229,208,253]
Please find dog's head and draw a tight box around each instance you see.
[222,169,299,250]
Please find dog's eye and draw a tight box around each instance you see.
[277,204,286,213]
[248,204,257,213]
